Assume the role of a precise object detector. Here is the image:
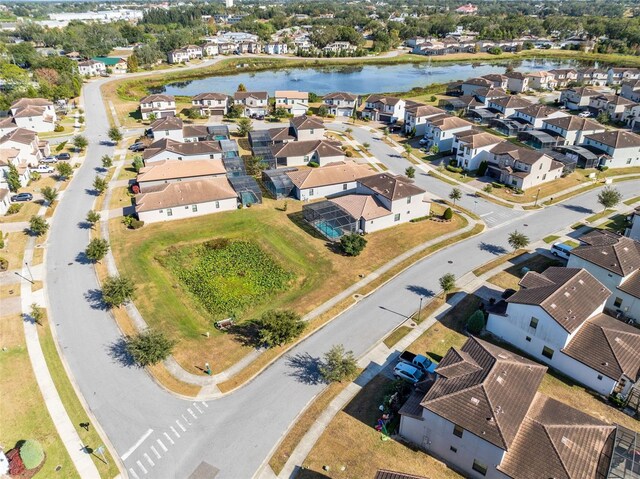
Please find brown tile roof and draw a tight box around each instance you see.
[366,94,402,106]
[514,104,564,119]
[572,230,640,276]
[323,91,357,101]
[420,337,547,450]
[140,94,174,104]
[498,393,616,479]
[490,143,546,165]
[285,161,375,189]
[542,116,604,132]
[619,268,640,299]
[192,92,228,101]
[137,159,226,183]
[0,147,20,166]
[507,267,611,333]
[233,91,268,101]
[357,173,425,201]
[0,117,17,129]
[290,115,324,131]
[454,129,504,149]
[150,116,183,131]
[478,88,508,99]
[275,90,308,100]
[490,96,534,109]
[10,98,53,109]
[463,77,493,87]
[12,105,47,118]
[135,177,236,212]
[562,313,640,381]
[271,140,343,159]
[143,138,222,161]
[268,127,296,142]
[330,194,390,220]
[0,127,38,146]
[182,125,209,139]
[374,470,429,479]
[584,130,640,149]
[428,115,473,131]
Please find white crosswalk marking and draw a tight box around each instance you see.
[201,401,208,408]
[144,453,155,467]
[182,414,191,425]
[176,420,186,432]
[171,426,181,437]
[188,408,197,419]
[151,446,161,459]
[129,468,140,479]
[164,432,175,444]
[137,460,147,474]
[157,439,168,452]
[193,403,203,413]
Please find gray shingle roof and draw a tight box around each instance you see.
[572,230,640,276]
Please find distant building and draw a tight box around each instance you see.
[455,3,478,14]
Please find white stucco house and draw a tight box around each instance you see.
[285,161,375,201]
[149,116,184,142]
[191,93,230,117]
[274,90,309,117]
[271,139,344,167]
[9,98,57,133]
[559,86,600,111]
[0,147,31,187]
[422,114,474,152]
[487,96,533,118]
[78,59,106,77]
[509,104,568,129]
[540,116,605,146]
[139,94,176,120]
[581,130,640,169]
[233,91,269,117]
[361,95,406,123]
[404,104,445,136]
[486,142,564,190]
[143,138,223,164]
[453,129,505,171]
[0,127,49,167]
[322,92,357,117]
[136,159,227,193]
[505,71,531,93]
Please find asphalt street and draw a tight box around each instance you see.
[45,77,640,479]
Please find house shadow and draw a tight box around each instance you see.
[293,469,331,479]
[285,352,324,385]
[107,337,137,368]
[286,211,342,254]
[128,110,142,122]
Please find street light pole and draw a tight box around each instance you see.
[24,262,33,282]
[418,296,424,322]
[14,271,34,285]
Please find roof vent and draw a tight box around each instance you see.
[551,303,557,309]
[602,362,609,366]
[495,406,503,414]
[470,397,480,406]
[564,292,570,297]
[496,376,504,385]
[578,279,584,285]
[498,353,508,359]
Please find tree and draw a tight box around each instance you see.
[30,303,44,325]
[101,155,113,168]
[5,163,21,192]
[430,144,440,155]
[405,166,416,179]
[41,186,58,205]
[319,344,358,383]
[132,155,144,173]
[403,143,413,158]
[125,329,176,367]
[85,238,109,263]
[107,127,122,144]
[93,176,108,195]
[317,105,328,117]
[29,215,49,236]
[508,230,530,250]
[236,117,254,137]
[345,128,353,136]
[72,135,88,151]
[362,142,370,150]
[126,54,139,73]
[237,83,247,92]
[340,233,367,256]
[467,310,485,334]
[256,310,306,347]
[56,162,73,180]
[86,210,101,228]
[443,207,453,220]
[449,187,462,205]
[597,186,622,212]
[439,273,456,294]
[18,439,44,470]
[245,156,266,176]
[101,275,136,308]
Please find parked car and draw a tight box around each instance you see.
[41,156,58,163]
[399,351,437,373]
[34,165,54,174]
[393,363,425,384]
[11,192,33,202]
[578,111,592,118]
[551,242,573,260]
[56,153,71,161]
[128,142,145,152]
[419,138,429,145]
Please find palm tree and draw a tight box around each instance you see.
[449,187,462,205]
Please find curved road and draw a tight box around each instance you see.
[46,76,640,478]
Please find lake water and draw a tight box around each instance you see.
[159,58,591,96]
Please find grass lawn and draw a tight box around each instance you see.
[488,254,562,291]
[383,326,413,348]
[0,201,40,224]
[299,375,463,479]
[489,172,591,204]
[599,213,629,234]
[1,231,29,270]
[108,186,133,211]
[109,200,466,375]
[623,195,640,206]
[585,209,615,223]
[472,249,526,277]
[0,314,79,478]
[116,165,138,182]
[543,235,560,244]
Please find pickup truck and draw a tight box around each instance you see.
[399,351,437,373]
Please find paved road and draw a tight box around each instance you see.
[46,78,640,478]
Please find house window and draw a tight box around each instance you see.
[192,205,198,212]
[165,131,169,136]
[310,129,314,134]
[215,201,220,209]
[453,424,464,438]
[210,155,214,159]
[472,460,488,476]
[529,317,539,329]
[526,336,531,342]
[309,188,314,196]
[450,446,458,453]
[343,183,348,190]
[407,196,412,204]
[597,375,603,380]
[167,208,173,217]
[542,346,554,359]
[614,297,623,308]
[394,214,401,222]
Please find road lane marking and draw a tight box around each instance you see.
[121,429,154,460]
[129,468,140,479]
[164,432,175,444]
[144,453,155,467]
[182,414,191,425]
[136,460,147,474]
[171,426,181,437]
[188,408,197,419]
[176,420,186,432]
[151,446,161,459]
[479,211,494,217]
[193,403,203,413]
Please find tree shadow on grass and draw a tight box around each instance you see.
[228,321,261,348]
[478,241,508,255]
[84,288,108,311]
[285,352,324,385]
[107,337,137,368]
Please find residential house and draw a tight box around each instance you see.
[607,68,640,86]
[487,96,533,118]
[362,95,406,123]
[93,56,127,74]
[322,42,357,54]
[233,91,269,117]
[460,77,494,97]
[322,92,357,117]
[480,74,508,90]
[526,70,556,91]
[626,207,640,242]
[0,188,10,216]
[136,159,227,193]
[167,49,190,64]
[589,94,638,122]
[181,125,210,143]
[548,68,578,88]
[0,128,49,166]
[9,98,57,133]
[487,142,564,190]
[202,43,219,57]
[423,114,473,152]
[505,71,530,93]
[559,86,600,111]
[289,115,325,141]
[0,117,17,136]
[487,266,640,397]
[0,147,30,187]
[582,130,640,169]
[577,68,608,86]
[474,88,509,106]
[541,116,605,146]
[455,3,478,14]
[510,104,568,129]
[149,116,184,142]
[399,336,617,479]
[271,139,344,167]
[568,230,640,325]
[620,79,640,103]
[285,161,375,200]
[453,129,505,171]
[78,59,106,77]
[139,94,176,121]
[191,93,230,117]
[264,42,288,55]
[143,138,223,164]
[404,104,445,136]
[274,91,309,117]
[135,177,237,223]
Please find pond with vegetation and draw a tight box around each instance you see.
[158,58,593,96]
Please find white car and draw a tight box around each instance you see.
[34,165,54,174]
[578,111,592,118]
[41,156,58,163]
[419,138,429,145]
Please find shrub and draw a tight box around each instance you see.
[0,257,8,271]
[345,150,354,157]
[19,439,45,469]
[467,310,485,334]
[410,215,430,223]
[439,273,456,293]
[491,181,503,189]
[54,124,64,132]
[130,218,144,229]
[126,329,176,366]
[30,171,41,182]
[29,216,49,236]
[483,184,493,193]
[7,449,25,475]
[443,207,453,220]
[446,165,463,174]
[340,233,367,256]
[477,160,488,176]
[55,141,67,153]
[308,161,319,167]
[319,344,358,383]
[429,95,437,102]
[0,234,4,249]
[6,203,22,215]
[257,310,306,347]
[599,165,609,172]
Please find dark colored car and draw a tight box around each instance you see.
[57,153,71,161]
[11,192,33,202]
